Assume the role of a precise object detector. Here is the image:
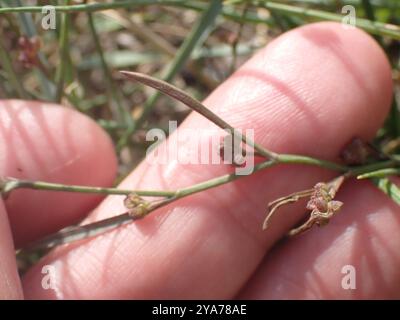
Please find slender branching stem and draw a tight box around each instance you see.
[0,1,398,40]
[2,71,397,251]
[0,178,174,198]
[6,156,398,252]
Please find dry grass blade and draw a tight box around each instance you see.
[120,71,277,159]
[120,71,238,131]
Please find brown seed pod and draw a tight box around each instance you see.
[340,137,373,165]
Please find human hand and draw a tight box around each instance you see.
[0,22,398,299]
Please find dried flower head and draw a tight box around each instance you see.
[263,175,345,236]
[124,193,151,218]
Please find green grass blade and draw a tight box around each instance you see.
[0,0,188,14]
[117,0,223,149]
[228,0,400,39]
[87,12,133,128]
[362,0,375,21]
[55,1,70,103]
[357,168,400,179]
[0,35,27,98]
[373,178,400,205]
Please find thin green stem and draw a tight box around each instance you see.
[276,154,347,171]
[18,162,276,251]
[361,0,375,21]
[0,0,187,13]
[0,178,174,198]
[357,167,400,179]
[182,1,275,25]
[1,1,398,39]
[25,212,135,250]
[87,12,133,128]
[175,159,276,197]
[240,0,400,39]
[1,160,274,201]
[17,155,399,251]
[348,160,397,176]
[20,160,273,250]
[0,0,275,27]
[55,1,70,103]
[3,159,395,201]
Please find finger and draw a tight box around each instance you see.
[238,180,400,299]
[0,199,23,299]
[0,100,117,247]
[23,22,392,299]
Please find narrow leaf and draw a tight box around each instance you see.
[373,178,400,205]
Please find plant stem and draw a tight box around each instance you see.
[87,12,133,128]
[55,0,70,103]
[276,154,347,171]
[121,71,279,160]
[17,155,398,251]
[0,0,188,14]
[361,0,375,21]
[176,159,276,197]
[0,178,174,197]
[0,1,399,40]
[246,0,400,39]
[357,167,400,179]
[25,212,136,250]
[348,160,396,176]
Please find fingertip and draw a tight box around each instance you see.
[210,21,392,158]
[0,201,23,299]
[239,180,400,299]
[0,100,118,246]
[284,21,393,138]
[296,21,393,113]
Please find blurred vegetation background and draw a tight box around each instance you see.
[0,0,399,181]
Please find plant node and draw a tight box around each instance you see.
[124,193,152,218]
